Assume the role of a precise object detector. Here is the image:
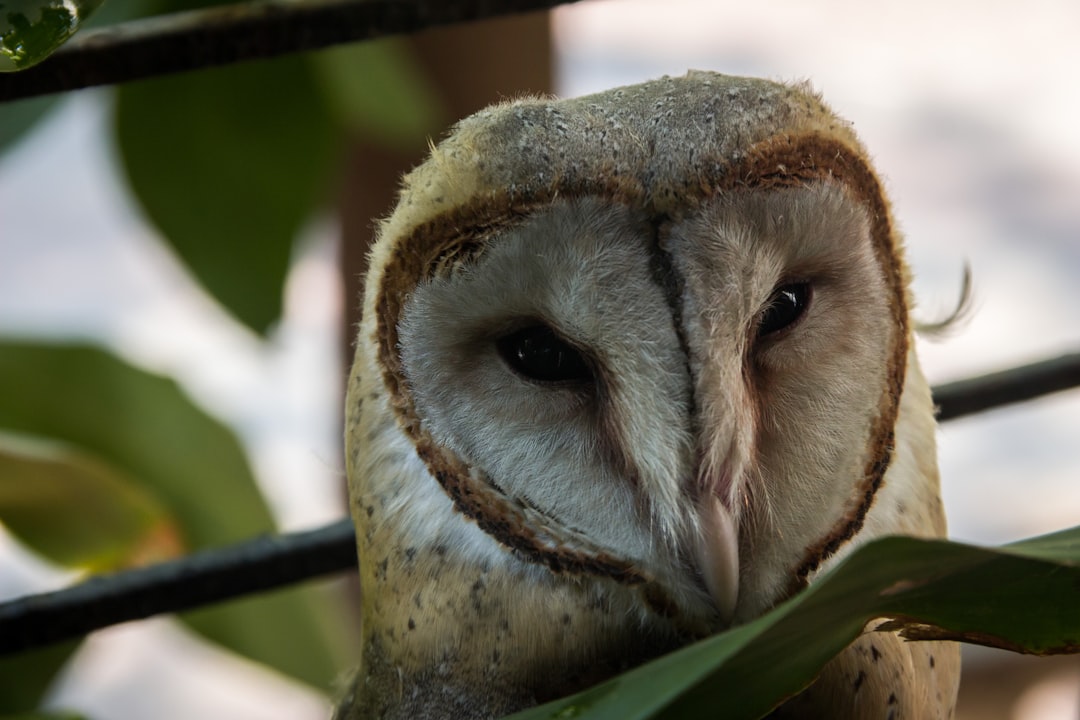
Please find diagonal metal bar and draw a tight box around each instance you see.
[934,351,1080,421]
[0,0,581,103]
[0,519,357,655]
[0,350,1077,655]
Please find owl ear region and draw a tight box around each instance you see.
[696,494,740,623]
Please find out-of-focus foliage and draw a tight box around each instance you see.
[1,0,445,335]
[115,56,339,334]
[312,39,446,153]
[0,641,81,716]
[0,0,443,709]
[0,94,55,149]
[0,432,178,571]
[0,342,351,692]
[109,0,444,335]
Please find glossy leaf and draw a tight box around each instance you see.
[0,432,180,571]
[0,341,348,690]
[509,526,1080,720]
[0,0,104,72]
[114,56,338,335]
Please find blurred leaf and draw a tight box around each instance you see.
[141,0,235,12]
[114,56,338,334]
[0,95,58,154]
[0,341,346,690]
[511,526,1080,720]
[310,38,446,152]
[82,0,155,28]
[0,342,268,547]
[0,432,180,571]
[0,714,87,720]
[0,0,104,72]
[0,640,80,714]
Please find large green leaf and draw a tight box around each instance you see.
[114,56,338,335]
[510,526,1080,720]
[0,341,349,690]
[0,432,179,571]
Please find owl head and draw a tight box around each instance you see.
[341,71,950,718]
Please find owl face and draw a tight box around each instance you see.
[395,180,896,628]
[343,71,949,718]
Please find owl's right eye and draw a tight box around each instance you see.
[496,325,593,384]
[756,282,812,338]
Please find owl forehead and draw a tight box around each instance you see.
[383,71,861,231]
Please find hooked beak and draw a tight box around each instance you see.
[695,492,740,624]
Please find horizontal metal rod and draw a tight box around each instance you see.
[934,350,1080,421]
[0,519,357,654]
[0,350,1077,654]
[0,0,579,102]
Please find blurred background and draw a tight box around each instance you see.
[0,0,1077,718]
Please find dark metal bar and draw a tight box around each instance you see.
[0,0,581,103]
[0,519,356,654]
[934,351,1080,421]
[0,351,1077,655]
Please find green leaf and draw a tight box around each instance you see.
[0,432,180,571]
[0,640,80,714]
[310,38,446,152]
[82,0,153,27]
[510,526,1080,720]
[0,0,105,72]
[0,95,58,155]
[0,341,349,690]
[114,56,339,334]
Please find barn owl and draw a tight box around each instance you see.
[336,71,961,719]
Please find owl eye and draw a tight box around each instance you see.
[496,325,593,384]
[757,282,811,338]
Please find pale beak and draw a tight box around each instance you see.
[696,493,740,624]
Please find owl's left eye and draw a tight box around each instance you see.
[757,282,811,338]
[496,325,593,384]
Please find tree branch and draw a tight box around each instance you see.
[0,0,582,103]
[0,351,1077,655]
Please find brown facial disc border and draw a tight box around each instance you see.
[374,178,657,588]
[707,133,909,592]
[373,133,906,599]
